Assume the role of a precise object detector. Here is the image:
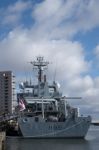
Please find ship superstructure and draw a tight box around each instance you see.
[17,56,91,138]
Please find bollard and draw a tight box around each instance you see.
[0,132,6,150]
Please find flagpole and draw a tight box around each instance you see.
[42,97,44,119]
[64,98,67,118]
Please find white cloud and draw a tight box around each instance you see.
[2,14,21,25]
[31,0,99,40]
[0,28,89,76]
[95,44,99,57]
[7,0,31,13]
[0,0,31,26]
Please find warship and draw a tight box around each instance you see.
[17,56,91,138]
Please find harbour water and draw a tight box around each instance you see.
[6,125,99,150]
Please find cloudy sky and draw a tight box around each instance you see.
[0,0,99,120]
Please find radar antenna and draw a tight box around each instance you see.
[30,56,49,82]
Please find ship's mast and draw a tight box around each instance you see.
[30,56,49,82]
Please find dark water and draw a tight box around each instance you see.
[6,126,99,150]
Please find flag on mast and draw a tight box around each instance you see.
[18,99,26,111]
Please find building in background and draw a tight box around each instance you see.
[0,71,16,115]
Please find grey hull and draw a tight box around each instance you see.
[17,57,91,139]
[18,116,91,138]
